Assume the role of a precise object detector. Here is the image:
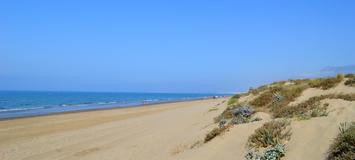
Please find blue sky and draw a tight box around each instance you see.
[1,0,355,93]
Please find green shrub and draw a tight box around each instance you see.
[248,120,291,148]
[327,122,355,160]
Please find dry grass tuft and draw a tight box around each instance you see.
[273,93,355,118]
[344,73,355,78]
[250,84,307,110]
[249,85,269,95]
[227,94,241,105]
[327,122,355,160]
[308,74,343,90]
[344,77,355,87]
[248,120,291,149]
[204,126,229,143]
[249,87,279,108]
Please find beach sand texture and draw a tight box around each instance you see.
[1,80,354,160]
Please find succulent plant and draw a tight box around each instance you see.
[273,92,284,103]
[245,144,285,160]
[232,106,254,117]
[218,118,227,128]
[263,144,285,160]
[230,115,249,125]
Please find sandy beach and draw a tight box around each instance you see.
[0,98,229,160]
[1,78,355,160]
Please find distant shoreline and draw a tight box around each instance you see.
[0,96,230,121]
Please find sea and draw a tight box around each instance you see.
[0,91,230,119]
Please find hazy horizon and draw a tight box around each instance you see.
[1,1,355,93]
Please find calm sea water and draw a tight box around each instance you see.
[0,91,229,119]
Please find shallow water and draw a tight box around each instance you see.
[0,91,229,119]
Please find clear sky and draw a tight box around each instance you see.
[1,0,355,93]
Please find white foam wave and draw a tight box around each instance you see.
[0,107,44,113]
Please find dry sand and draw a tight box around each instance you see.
[0,81,354,160]
[0,98,229,160]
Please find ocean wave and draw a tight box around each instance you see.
[0,107,45,113]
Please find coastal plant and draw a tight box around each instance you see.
[344,77,355,87]
[250,87,280,108]
[250,84,307,111]
[208,106,219,112]
[228,106,255,125]
[216,104,255,122]
[273,93,355,118]
[189,140,203,149]
[308,75,343,90]
[218,118,227,128]
[214,114,224,123]
[248,120,291,149]
[294,101,329,120]
[249,85,269,95]
[272,92,284,103]
[228,94,241,105]
[262,144,286,160]
[344,73,355,78]
[246,120,290,160]
[230,115,250,125]
[290,79,311,85]
[310,103,328,118]
[246,143,286,160]
[233,106,255,117]
[327,122,355,160]
[204,126,228,143]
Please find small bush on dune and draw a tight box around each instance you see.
[228,94,242,105]
[246,144,286,160]
[344,77,355,87]
[232,106,255,117]
[327,122,355,160]
[250,87,281,108]
[250,85,307,112]
[310,103,328,118]
[344,73,355,78]
[309,75,343,90]
[249,85,269,95]
[334,93,355,101]
[273,93,355,118]
[248,120,291,149]
[290,79,311,85]
[228,106,256,125]
[228,97,238,105]
[246,120,291,160]
[204,126,228,143]
[263,144,286,160]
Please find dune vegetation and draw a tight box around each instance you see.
[246,119,291,160]
[327,122,355,160]
[201,74,355,159]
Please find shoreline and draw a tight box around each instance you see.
[0,96,230,121]
[0,97,229,160]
